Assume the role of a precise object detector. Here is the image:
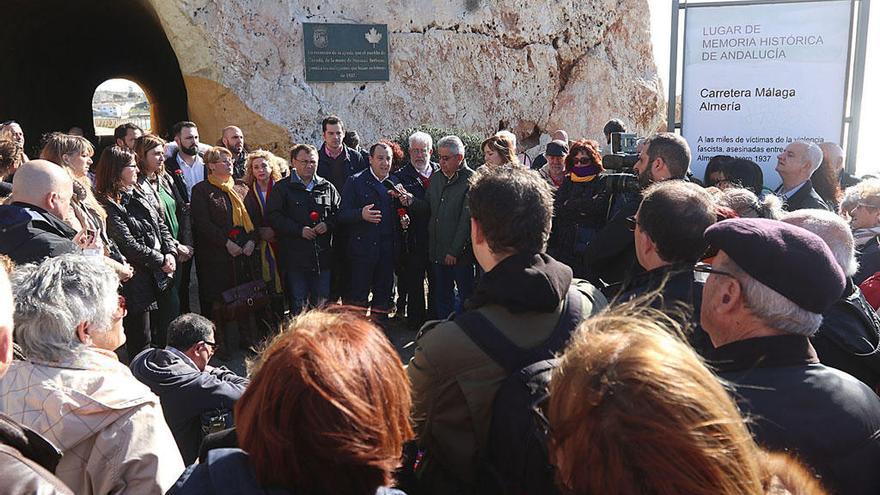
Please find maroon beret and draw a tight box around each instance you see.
[704,218,845,314]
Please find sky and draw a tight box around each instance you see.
[648,0,878,176]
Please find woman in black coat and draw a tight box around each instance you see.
[547,140,611,277]
[96,146,177,361]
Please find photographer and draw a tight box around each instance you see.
[584,132,692,286]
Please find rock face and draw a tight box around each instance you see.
[148,0,665,154]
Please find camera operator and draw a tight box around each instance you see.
[602,119,626,154]
[583,132,692,286]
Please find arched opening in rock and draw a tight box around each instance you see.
[0,0,189,156]
[92,79,152,136]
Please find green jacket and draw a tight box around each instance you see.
[417,164,475,263]
[406,279,607,492]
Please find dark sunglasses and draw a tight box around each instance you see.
[626,215,639,231]
[573,157,593,165]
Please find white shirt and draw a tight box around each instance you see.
[177,153,205,197]
[779,180,808,201]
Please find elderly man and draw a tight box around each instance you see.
[0,259,74,493]
[782,209,880,392]
[531,130,569,171]
[819,141,860,190]
[393,131,439,327]
[415,135,477,319]
[131,313,248,465]
[0,160,78,264]
[536,139,568,189]
[774,140,830,211]
[698,218,880,495]
[584,132,691,286]
[409,166,606,492]
[220,125,247,179]
[339,142,411,317]
[0,255,184,494]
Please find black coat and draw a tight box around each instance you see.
[854,235,880,285]
[338,169,404,260]
[103,187,177,314]
[582,191,642,286]
[266,175,340,272]
[814,279,880,392]
[0,203,77,265]
[164,151,207,203]
[317,144,368,194]
[393,162,438,254]
[549,176,610,276]
[712,335,880,495]
[781,179,831,212]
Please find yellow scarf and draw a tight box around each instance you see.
[208,174,254,233]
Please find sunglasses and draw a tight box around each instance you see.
[693,262,736,283]
[573,157,594,165]
[626,215,639,231]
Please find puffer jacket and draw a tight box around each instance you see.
[102,186,177,313]
[0,347,185,495]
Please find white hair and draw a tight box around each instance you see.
[797,140,824,174]
[12,254,119,362]
[495,130,517,149]
[721,258,823,336]
[716,187,784,220]
[782,209,858,277]
[437,135,465,157]
[408,131,433,150]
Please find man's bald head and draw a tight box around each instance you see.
[819,142,845,175]
[12,159,73,219]
[0,257,14,377]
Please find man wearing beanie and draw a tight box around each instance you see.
[698,218,880,495]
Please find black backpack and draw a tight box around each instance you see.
[453,288,586,495]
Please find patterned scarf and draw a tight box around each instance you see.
[207,174,254,233]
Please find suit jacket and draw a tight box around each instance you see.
[780,179,831,212]
[338,169,403,260]
[164,151,207,203]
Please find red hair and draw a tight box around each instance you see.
[235,309,413,494]
[563,139,604,173]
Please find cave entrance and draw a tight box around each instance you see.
[0,0,188,156]
[92,79,152,136]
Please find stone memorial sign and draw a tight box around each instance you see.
[303,23,389,82]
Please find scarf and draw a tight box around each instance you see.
[208,174,254,233]
[569,164,600,183]
[252,180,282,293]
[854,226,880,247]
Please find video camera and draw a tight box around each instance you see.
[602,132,640,170]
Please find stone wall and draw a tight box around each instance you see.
[148,0,665,155]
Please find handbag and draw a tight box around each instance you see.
[214,258,270,321]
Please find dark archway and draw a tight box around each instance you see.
[0,0,188,156]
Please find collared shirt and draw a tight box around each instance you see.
[369,167,388,183]
[778,180,808,201]
[166,346,200,372]
[324,145,344,160]
[292,172,317,192]
[176,152,205,197]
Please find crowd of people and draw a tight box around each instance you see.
[1,114,880,494]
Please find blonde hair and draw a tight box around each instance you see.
[38,133,104,220]
[243,150,282,185]
[203,146,233,172]
[548,302,767,494]
[842,178,880,212]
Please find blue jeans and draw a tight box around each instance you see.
[432,261,475,319]
[286,269,331,316]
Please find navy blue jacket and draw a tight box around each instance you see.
[393,162,438,254]
[170,448,408,495]
[338,169,403,259]
[712,335,880,495]
[130,348,248,465]
[317,144,368,195]
[0,202,76,265]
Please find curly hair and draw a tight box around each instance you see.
[563,139,604,173]
[243,150,282,185]
[0,138,22,180]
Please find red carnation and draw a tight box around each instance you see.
[228,228,241,239]
[397,208,408,218]
[309,211,320,222]
[174,169,184,176]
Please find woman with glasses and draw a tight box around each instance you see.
[844,179,880,284]
[96,146,177,361]
[548,140,611,277]
[191,146,258,355]
[548,303,826,495]
[0,254,184,494]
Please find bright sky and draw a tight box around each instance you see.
[95,78,144,93]
[648,0,878,176]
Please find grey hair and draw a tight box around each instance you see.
[495,130,517,149]
[720,258,823,336]
[797,140,823,174]
[717,187,784,220]
[408,131,433,151]
[782,209,859,277]
[437,135,465,157]
[12,254,119,362]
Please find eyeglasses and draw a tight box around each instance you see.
[626,215,639,231]
[693,262,736,283]
[573,157,594,165]
[202,340,218,353]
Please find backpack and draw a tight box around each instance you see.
[453,287,586,495]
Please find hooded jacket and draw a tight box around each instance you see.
[130,347,249,464]
[0,202,76,265]
[0,347,185,495]
[408,253,607,491]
